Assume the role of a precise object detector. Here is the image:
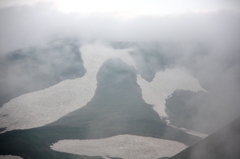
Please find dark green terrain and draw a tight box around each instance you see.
[165,90,211,134]
[0,39,85,107]
[170,117,240,159]
[0,59,201,159]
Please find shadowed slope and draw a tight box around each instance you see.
[48,59,200,145]
[0,39,85,107]
[0,59,200,158]
[170,117,240,159]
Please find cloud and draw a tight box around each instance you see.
[1,0,240,14]
[0,2,239,54]
[0,1,239,133]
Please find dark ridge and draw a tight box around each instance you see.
[110,42,179,82]
[165,89,240,135]
[48,58,200,145]
[170,116,240,159]
[0,58,200,158]
[0,38,86,107]
[110,42,210,82]
[0,127,6,133]
[165,90,212,134]
[108,157,123,159]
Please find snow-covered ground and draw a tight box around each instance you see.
[0,155,23,159]
[0,42,206,133]
[179,127,208,138]
[179,127,207,138]
[137,68,206,118]
[165,120,207,138]
[0,42,136,132]
[51,135,187,159]
[168,124,208,138]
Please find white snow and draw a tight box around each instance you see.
[137,68,206,118]
[51,135,187,159]
[0,42,136,132]
[179,127,208,138]
[0,155,23,159]
[166,119,208,138]
[169,125,208,138]
[166,120,171,125]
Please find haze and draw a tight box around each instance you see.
[0,0,240,158]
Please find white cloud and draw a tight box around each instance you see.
[0,0,239,133]
[0,3,239,54]
[0,0,239,15]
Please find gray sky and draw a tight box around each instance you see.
[0,0,240,15]
[0,0,239,54]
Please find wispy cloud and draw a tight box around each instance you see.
[0,1,239,134]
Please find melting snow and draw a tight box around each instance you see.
[169,125,208,138]
[51,135,187,159]
[0,42,206,133]
[137,68,206,118]
[179,127,208,138]
[0,42,136,132]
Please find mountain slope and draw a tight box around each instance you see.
[165,90,211,134]
[47,59,200,145]
[0,58,201,159]
[0,39,85,107]
[0,42,136,133]
[170,116,240,159]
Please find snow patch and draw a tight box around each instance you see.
[166,120,171,125]
[51,135,187,159]
[169,125,208,138]
[137,68,206,118]
[179,127,208,138]
[0,42,136,132]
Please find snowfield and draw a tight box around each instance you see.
[137,68,206,118]
[0,156,23,159]
[0,42,136,132]
[0,42,206,133]
[51,135,187,159]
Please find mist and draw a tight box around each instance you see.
[0,0,240,143]
[0,2,239,52]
